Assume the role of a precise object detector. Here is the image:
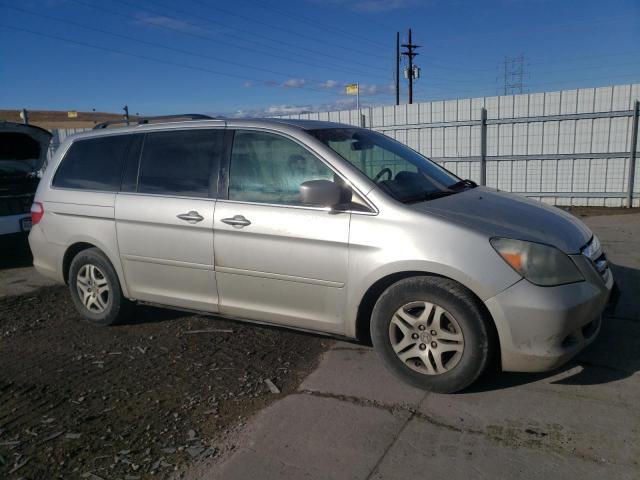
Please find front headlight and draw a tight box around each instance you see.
[490,238,584,286]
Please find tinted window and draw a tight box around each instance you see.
[138,130,222,198]
[53,135,134,191]
[229,131,334,205]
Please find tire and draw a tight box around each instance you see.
[370,276,493,393]
[68,247,131,326]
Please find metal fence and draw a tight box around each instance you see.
[282,83,640,207]
[47,127,90,159]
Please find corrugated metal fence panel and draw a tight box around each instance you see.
[48,127,91,160]
[295,83,640,207]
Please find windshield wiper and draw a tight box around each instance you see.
[447,179,477,190]
[401,191,456,204]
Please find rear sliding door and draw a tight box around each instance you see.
[115,128,227,312]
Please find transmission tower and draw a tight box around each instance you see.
[502,54,526,95]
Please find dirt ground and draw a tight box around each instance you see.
[0,110,140,130]
[0,206,636,479]
[0,285,329,479]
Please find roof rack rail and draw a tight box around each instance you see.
[93,114,217,130]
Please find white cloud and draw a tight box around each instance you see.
[283,78,307,88]
[243,81,254,88]
[358,82,395,95]
[318,79,341,89]
[230,104,313,118]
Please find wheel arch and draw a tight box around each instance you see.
[61,239,131,298]
[355,270,500,368]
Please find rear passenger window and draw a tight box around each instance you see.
[53,135,134,191]
[137,130,222,198]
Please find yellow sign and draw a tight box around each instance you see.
[67,111,78,118]
[345,83,359,95]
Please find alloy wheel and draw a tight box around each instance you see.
[76,264,110,314]
[388,301,465,375]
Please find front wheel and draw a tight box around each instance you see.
[370,276,493,393]
[68,248,130,326]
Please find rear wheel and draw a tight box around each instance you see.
[68,248,130,326]
[370,276,493,393]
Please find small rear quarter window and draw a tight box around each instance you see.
[53,135,136,191]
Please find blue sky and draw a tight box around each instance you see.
[1,0,639,116]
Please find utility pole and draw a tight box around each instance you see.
[502,54,526,95]
[395,32,400,106]
[123,105,130,126]
[401,28,420,104]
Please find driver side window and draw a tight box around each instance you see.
[324,136,417,180]
[229,130,334,205]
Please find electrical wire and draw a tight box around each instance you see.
[133,0,391,74]
[240,0,389,49]
[2,3,369,88]
[180,0,390,58]
[66,0,390,79]
[0,23,356,98]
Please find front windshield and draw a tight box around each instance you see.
[308,128,470,203]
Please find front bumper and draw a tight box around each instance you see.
[485,255,614,372]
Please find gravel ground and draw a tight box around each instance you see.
[0,286,329,479]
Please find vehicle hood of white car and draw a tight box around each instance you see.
[410,187,592,254]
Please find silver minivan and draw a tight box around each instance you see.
[29,116,613,393]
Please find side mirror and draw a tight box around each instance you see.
[300,180,342,207]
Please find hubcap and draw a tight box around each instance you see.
[388,301,465,375]
[76,264,110,314]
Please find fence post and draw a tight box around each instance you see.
[627,100,639,208]
[480,107,487,186]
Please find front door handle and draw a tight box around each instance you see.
[221,215,251,227]
[177,211,204,223]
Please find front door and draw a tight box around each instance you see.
[116,128,225,312]
[214,129,350,334]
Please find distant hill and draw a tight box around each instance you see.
[0,110,140,130]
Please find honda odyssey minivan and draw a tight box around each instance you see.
[29,116,613,393]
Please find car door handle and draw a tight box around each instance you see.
[177,211,204,223]
[221,215,251,227]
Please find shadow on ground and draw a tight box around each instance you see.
[0,232,32,269]
[469,262,639,393]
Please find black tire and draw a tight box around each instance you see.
[68,247,131,326]
[370,276,494,393]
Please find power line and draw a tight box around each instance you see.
[413,73,640,100]
[137,0,390,74]
[67,0,388,79]
[240,0,389,49]
[0,23,354,98]
[415,60,640,90]
[150,0,390,61]
[1,4,359,89]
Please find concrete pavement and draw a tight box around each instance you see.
[185,212,640,480]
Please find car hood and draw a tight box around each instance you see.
[410,187,592,254]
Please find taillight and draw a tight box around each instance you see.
[31,202,44,225]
